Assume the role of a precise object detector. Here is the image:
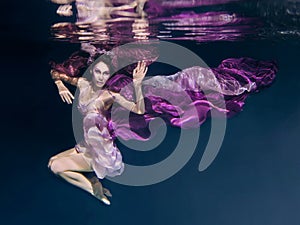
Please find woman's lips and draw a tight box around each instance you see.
[96,81,104,86]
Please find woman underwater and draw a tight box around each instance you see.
[48,57,148,205]
[48,45,278,205]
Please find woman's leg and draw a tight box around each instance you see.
[48,147,77,162]
[48,148,111,205]
[49,149,93,193]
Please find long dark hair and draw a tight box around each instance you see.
[85,43,159,91]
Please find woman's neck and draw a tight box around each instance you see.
[91,82,105,92]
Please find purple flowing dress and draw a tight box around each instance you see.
[51,53,278,179]
[74,78,124,179]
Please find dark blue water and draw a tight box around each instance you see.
[1,0,300,225]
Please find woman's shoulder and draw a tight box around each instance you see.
[77,77,90,89]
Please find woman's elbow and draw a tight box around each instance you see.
[136,109,145,115]
[132,105,145,115]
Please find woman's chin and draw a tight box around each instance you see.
[95,83,104,88]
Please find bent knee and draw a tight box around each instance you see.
[48,158,65,174]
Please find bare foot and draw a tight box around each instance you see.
[103,187,112,197]
[89,176,111,205]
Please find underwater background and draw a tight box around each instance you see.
[1,0,300,224]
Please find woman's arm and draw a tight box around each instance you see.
[49,50,90,104]
[51,70,80,104]
[109,61,147,114]
[110,91,144,114]
[132,61,147,113]
[132,80,145,114]
[51,70,80,86]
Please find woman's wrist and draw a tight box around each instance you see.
[51,70,78,86]
[51,70,60,80]
[133,79,143,86]
[54,80,63,85]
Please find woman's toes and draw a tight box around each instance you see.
[103,188,112,197]
[101,196,111,205]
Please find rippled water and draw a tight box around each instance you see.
[50,0,300,44]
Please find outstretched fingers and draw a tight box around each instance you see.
[59,90,74,104]
[133,61,148,80]
[143,65,148,75]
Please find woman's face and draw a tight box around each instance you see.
[92,61,111,88]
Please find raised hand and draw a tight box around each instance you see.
[133,61,148,84]
[55,80,74,104]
